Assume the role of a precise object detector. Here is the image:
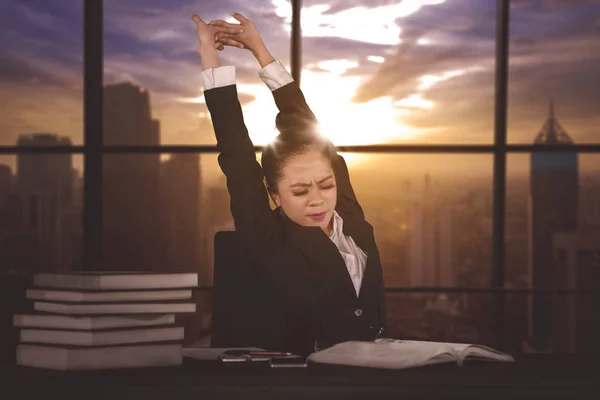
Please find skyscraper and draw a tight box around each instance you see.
[407,173,455,286]
[527,102,579,351]
[102,83,165,271]
[16,134,73,206]
[552,229,600,354]
[14,134,76,272]
[0,165,11,197]
[161,154,201,273]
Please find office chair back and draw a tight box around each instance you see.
[211,231,286,350]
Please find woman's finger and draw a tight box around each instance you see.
[210,20,244,34]
[214,32,233,41]
[190,14,205,25]
[219,37,245,49]
[231,12,250,24]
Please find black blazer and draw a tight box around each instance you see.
[205,81,386,356]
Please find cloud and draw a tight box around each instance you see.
[274,0,446,45]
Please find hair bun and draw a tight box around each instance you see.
[275,111,319,141]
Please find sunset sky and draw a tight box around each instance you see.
[0,0,599,178]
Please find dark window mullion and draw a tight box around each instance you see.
[492,0,510,351]
[83,0,103,271]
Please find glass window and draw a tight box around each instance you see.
[508,0,600,144]
[0,0,84,146]
[103,1,290,146]
[506,153,600,354]
[300,0,496,144]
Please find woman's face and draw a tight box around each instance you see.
[272,150,337,236]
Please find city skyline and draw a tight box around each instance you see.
[1,0,600,355]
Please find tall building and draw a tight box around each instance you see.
[16,134,73,206]
[102,83,165,271]
[580,182,600,226]
[552,229,600,354]
[161,154,201,273]
[202,183,234,285]
[407,174,455,286]
[527,102,579,351]
[13,134,77,272]
[0,165,11,197]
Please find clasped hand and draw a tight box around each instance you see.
[191,11,263,54]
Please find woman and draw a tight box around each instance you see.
[192,12,386,356]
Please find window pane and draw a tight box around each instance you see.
[386,292,495,347]
[301,0,496,144]
[508,1,600,144]
[506,153,600,353]
[0,153,83,273]
[0,153,83,361]
[103,153,230,345]
[0,0,83,146]
[505,292,600,356]
[103,1,290,146]
[343,153,493,287]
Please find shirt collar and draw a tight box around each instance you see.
[329,210,344,239]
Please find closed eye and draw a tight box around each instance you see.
[292,183,335,196]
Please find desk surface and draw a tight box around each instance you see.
[2,355,599,400]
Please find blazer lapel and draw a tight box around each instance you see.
[281,212,357,300]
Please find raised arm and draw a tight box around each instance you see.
[209,14,365,218]
[191,14,278,255]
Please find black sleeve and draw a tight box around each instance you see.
[271,82,365,218]
[204,84,278,255]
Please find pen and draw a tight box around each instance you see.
[247,351,294,356]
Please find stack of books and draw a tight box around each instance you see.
[13,271,198,370]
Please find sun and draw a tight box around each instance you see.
[299,69,418,146]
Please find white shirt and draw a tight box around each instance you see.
[202,61,367,297]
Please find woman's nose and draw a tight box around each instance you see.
[307,190,325,205]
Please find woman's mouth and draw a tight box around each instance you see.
[310,212,327,222]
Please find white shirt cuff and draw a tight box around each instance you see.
[202,66,236,91]
[259,60,294,91]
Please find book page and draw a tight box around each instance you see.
[377,339,514,365]
[308,340,458,369]
[461,345,515,363]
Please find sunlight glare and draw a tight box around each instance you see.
[272,0,446,45]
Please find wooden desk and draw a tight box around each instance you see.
[2,355,599,399]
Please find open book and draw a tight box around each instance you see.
[307,339,515,369]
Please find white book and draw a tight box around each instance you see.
[13,313,175,330]
[26,288,192,303]
[17,343,182,370]
[307,339,515,370]
[33,301,196,315]
[32,272,198,290]
[20,326,184,346]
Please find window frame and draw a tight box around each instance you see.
[1,0,600,350]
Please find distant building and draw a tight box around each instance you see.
[0,165,11,197]
[407,173,455,286]
[16,134,73,206]
[552,228,600,354]
[580,182,600,226]
[102,83,165,271]
[161,154,201,273]
[202,184,234,285]
[11,134,77,272]
[527,102,579,351]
